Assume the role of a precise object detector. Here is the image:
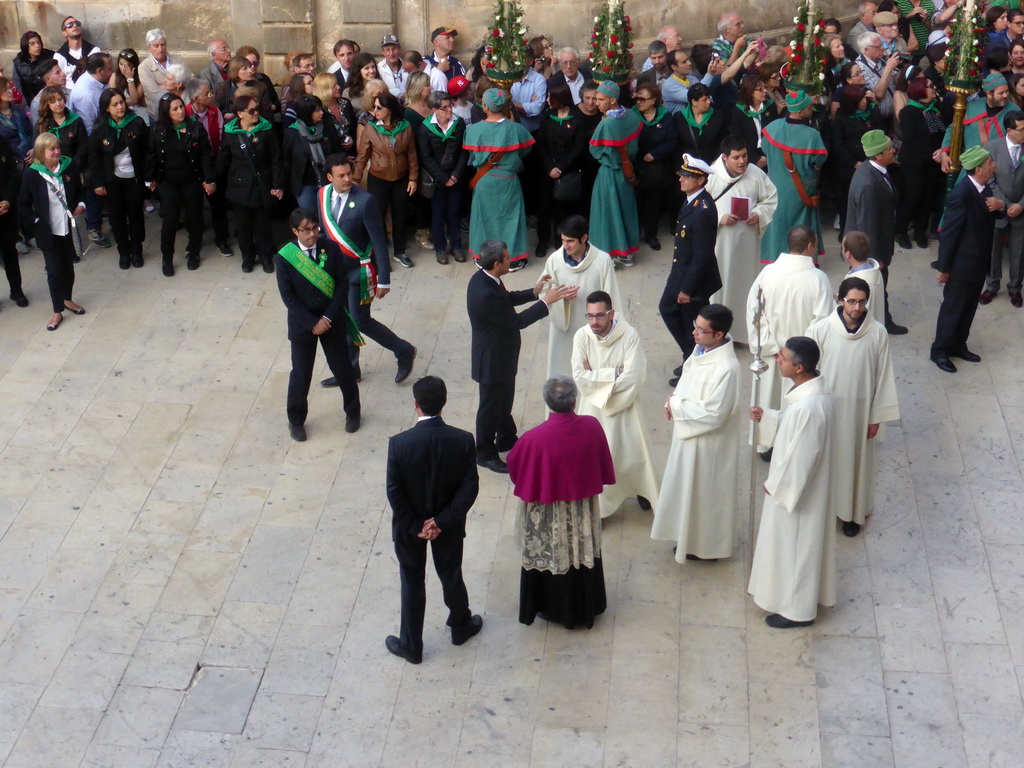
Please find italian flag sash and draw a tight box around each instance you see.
[318,186,377,304]
[277,242,364,345]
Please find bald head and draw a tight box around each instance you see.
[658,26,683,51]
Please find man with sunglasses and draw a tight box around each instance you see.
[53,17,99,83]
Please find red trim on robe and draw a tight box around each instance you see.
[463,138,536,152]
[761,127,828,155]
[469,248,529,262]
[589,125,642,147]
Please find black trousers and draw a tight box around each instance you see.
[636,163,674,240]
[105,176,146,258]
[345,279,413,369]
[430,183,463,253]
[931,278,982,358]
[535,175,579,254]
[659,285,705,361]
[42,234,76,313]
[158,179,204,261]
[475,379,517,461]
[287,326,360,426]
[367,174,408,255]
[896,161,941,240]
[235,203,274,268]
[394,533,471,658]
[0,210,22,295]
[205,182,229,245]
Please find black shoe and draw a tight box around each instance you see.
[289,423,307,442]
[929,259,939,270]
[119,255,131,270]
[345,415,361,433]
[63,303,85,315]
[162,261,175,277]
[766,613,814,629]
[932,355,957,373]
[477,457,509,473]
[262,257,275,273]
[392,253,414,268]
[637,495,652,511]
[685,553,719,561]
[452,249,468,263]
[884,322,908,335]
[915,237,929,249]
[436,250,449,265]
[187,254,200,270]
[495,436,518,453]
[216,241,233,256]
[896,233,912,249]
[759,448,773,463]
[131,253,144,268]
[668,376,680,387]
[385,635,421,664]
[646,235,661,251]
[951,348,981,363]
[451,614,483,646]
[508,258,527,272]
[979,290,997,305]
[395,346,416,384]
[842,520,861,537]
[320,376,338,388]
[241,262,254,273]
[673,364,683,376]
[10,291,28,308]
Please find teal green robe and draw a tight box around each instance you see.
[588,108,642,258]
[761,118,827,263]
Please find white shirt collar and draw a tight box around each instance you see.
[968,174,987,194]
[869,160,888,175]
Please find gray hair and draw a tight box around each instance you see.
[207,39,226,57]
[427,90,450,109]
[558,46,579,60]
[858,32,881,53]
[657,26,678,42]
[858,1,877,15]
[543,376,578,413]
[145,28,167,47]
[183,78,207,103]
[166,63,189,85]
[648,40,668,56]
[717,13,739,34]
[477,240,507,270]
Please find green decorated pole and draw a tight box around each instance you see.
[945,0,985,177]
[485,0,530,111]
[589,0,634,85]
[785,0,828,95]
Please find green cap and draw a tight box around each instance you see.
[982,72,1007,93]
[960,145,990,171]
[861,129,892,158]
[482,88,507,111]
[785,89,811,112]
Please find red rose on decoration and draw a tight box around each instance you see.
[796,43,804,52]
[625,25,632,32]
[819,19,826,28]
[607,50,616,58]
[603,65,611,72]
[969,68,977,75]
[629,42,634,49]
[793,53,804,64]
[592,32,598,39]
[625,15,631,22]
[491,29,500,37]
[797,23,805,31]
[610,34,618,44]
[486,61,496,68]
[813,37,821,45]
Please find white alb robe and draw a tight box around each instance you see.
[651,339,742,560]
[544,244,621,377]
[807,311,900,526]
[706,158,778,344]
[572,320,661,518]
[846,260,886,328]
[748,375,836,622]
[746,253,833,448]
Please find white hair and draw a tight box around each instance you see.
[858,1,877,15]
[558,46,579,60]
[657,26,678,42]
[717,13,739,34]
[146,28,167,46]
[207,40,227,57]
[166,63,189,84]
[183,78,207,103]
[857,32,881,53]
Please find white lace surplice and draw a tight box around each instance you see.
[515,497,602,575]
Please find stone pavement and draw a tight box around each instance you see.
[0,220,1021,768]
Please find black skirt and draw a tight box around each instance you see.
[519,558,607,629]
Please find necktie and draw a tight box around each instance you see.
[332,194,343,222]
[1013,145,1021,169]
[307,247,317,264]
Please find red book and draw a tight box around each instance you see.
[731,196,750,220]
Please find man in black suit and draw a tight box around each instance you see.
[467,240,575,473]
[385,375,481,664]
[548,45,593,105]
[931,146,1006,373]
[275,208,361,440]
[318,154,416,388]
[660,154,722,385]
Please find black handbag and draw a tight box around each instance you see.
[553,170,582,202]
[419,168,436,199]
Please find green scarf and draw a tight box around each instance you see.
[632,104,669,126]
[907,99,940,114]
[852,104,874,122]
[171,116,193,140]
[547,112,575,125]
[107,114,134,138]
[737,102,768,119]
[29,155,72,177]
[424,116,459,140]
[49,110,81,136]
[371,119,409,139]
[681,104,714,133]
[224,116,273,134]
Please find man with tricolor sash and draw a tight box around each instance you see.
[275,208,363,441]
[317,154,417,388]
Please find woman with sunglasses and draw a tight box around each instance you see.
[283,94,339,212]
[89,88,149,268]
[631,82,677,251]
[218,91,284,273]
[896,77,948,249]
[13,31,54,105]
[146,92,216,275]
[235,46,281,119]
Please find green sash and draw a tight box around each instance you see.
[277,242,364,345]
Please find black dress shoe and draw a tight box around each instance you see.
[673,364,683,376]
[637,495,652,511]
[766,613,814,629]
[929,260,939,270]
[668,376,680,387]
[262,257,275,273]
[385,635,421,664]
[477,457,509,473]
[216,241,234,256]
[10,291,28,308]
[289,423,307,442]
[495,435,518,453]
[951,348,981,363]
[119,254,131,270]
[131,253,144,268]
[1013,291,1024,308]
[884,322,908,335]
[242,261,255,273]
[452,249,468,263]
[345,414,361,433]
[842,520,861,537]
[759,448,773,463]
[451,614,482,646]
[646,235,661,251]
[162,261,175,277]
[395,346,416,384]
[187,254,200,270]
[321,376,338,388]
[915,237,929,249]
[932,355,957,373]
[896,232,912,249]
[685,553,719,561]
[979,290,997,305]
[436,250,449,265]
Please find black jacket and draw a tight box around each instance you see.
[273,236,355,340]
[216,119,283,208]
[89,114,149,188]
[535,107,588,174]
[674,107,729,164]
[898,103,949,168]
[146,119,216,184]
[0,136,18,214]
[18,158,85,251]
[467,268,549,385]
[832,110,882,176]
[43,112,89,177]
[634,106,678,188]
[386,417,479,541]
[282,121,341,195]
[730,105,766,166]
[13,50,55,104]
[416,115,469,182]
[937,176,1005,284]
[667,188,721,300]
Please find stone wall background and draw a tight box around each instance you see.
[0,0,854,85]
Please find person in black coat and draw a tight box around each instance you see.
[659,155,721,376]
[90,88,148,269]
[534,78,588,258]
[12,31,54,105]
[673,83,729,165]
[832,84,882,237]
[0,135,27,307]
[731,73,771,169]
[35,86,88,173]
[217,91,284,273]
[417,90,469,264]
[282,95,340,211]
[19,133,85,331]
[931,147,1006,373]
[897,77,949,247]
[467,240,573,472]
[146,93,216,276]
[632,81,678,250]
[384,375,482,665]
[274,207,361,439]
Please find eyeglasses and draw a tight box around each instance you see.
[692,321,717,334]
[585,311,611,320]
[436,104,452,111]
[241,107,259,115]
[635,96,654,102]
[842,298,868,307]
[295,225,321,234]
[64,20,81,29]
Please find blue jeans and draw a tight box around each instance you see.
[296,185,318,213]
[431,183,462,252]
[85,187,103,231]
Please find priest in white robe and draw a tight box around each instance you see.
[841,230,886,329]
[544,216,621,377]
[572,290,660,518]
[748,336,836,628]
[807,276,900,538]
[707,138,778,345]
[746,225,833,452]
[651,304,742,561]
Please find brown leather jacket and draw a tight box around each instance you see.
[355,120,419,182]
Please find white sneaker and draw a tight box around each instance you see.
[832,214,841,231]
[15,241,28,255]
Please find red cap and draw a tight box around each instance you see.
[448,75,470,97]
